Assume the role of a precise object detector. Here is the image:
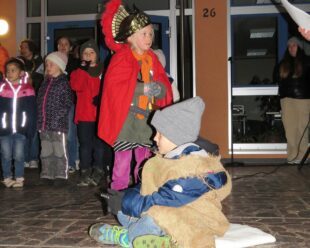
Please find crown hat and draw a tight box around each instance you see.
[112,4,151,42]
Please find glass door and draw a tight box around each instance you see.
[47,16,170,68]
[231,15,285,149]
[47,20,96,53]
[229,2,310,154]
[149,15,170,72]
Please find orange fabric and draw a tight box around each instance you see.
[98,46,173,146]
[132,51,153,119]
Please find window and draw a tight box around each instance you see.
[231,0,310,6]
[27,0,41,17]
[53,27,95,51]
[232,16,278,86]
[47,0,172,15]
[27,23,41,52]
[232,95,285,143]
[230,2,310,153]
[47,0,100,16]
[124,0,169,10]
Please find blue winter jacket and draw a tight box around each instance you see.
[121,144,228,218]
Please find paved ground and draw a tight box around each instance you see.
[0,162,310,247]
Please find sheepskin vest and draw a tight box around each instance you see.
[141,155,232,248]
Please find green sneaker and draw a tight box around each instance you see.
[133,234,177,248]
[89,223,129,247]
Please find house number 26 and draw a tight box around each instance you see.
[203,8,216,18]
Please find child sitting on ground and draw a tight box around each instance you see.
[89,97,232,248]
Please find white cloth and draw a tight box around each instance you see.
[281,0,310,30]
[215,223,276,248]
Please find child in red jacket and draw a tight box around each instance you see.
[70,39,110,187]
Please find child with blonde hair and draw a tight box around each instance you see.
[98,0,173,191]
[37,51,73,186]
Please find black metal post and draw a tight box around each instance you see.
[298,146,310,171]
[180,0,185,100]
[225,57,244,167]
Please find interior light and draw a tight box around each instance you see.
[250,28,275,39]
[247,49,267,57]
[0,19,9,35]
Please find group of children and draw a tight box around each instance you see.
[0,36,109,187]
[0,25,174,189]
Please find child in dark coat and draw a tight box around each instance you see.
[37,51,73,185]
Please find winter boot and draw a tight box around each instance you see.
[12,177,24,188]
[2,178,15,188]
[77,168,93,186]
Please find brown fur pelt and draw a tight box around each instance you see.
[141,155,232,248]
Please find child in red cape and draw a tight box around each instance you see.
[98,0,173,191]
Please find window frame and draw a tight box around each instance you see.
[228,2,310,154]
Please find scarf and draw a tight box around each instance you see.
[87,62,104,77]
[132,51,153,119]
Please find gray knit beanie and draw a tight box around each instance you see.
[79,39,99,60]
[287,36,302,49]
[151,97,205,146]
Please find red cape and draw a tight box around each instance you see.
[98,46,173,146]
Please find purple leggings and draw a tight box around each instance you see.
[111,147,151,190]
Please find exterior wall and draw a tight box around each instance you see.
[0,0,17,57]
[195,0,284,159]
[195,0,229,158]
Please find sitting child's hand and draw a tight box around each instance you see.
[101,189,125,215]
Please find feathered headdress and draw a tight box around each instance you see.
[101,0,151,51]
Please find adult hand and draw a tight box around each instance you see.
[298,27,310,41]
